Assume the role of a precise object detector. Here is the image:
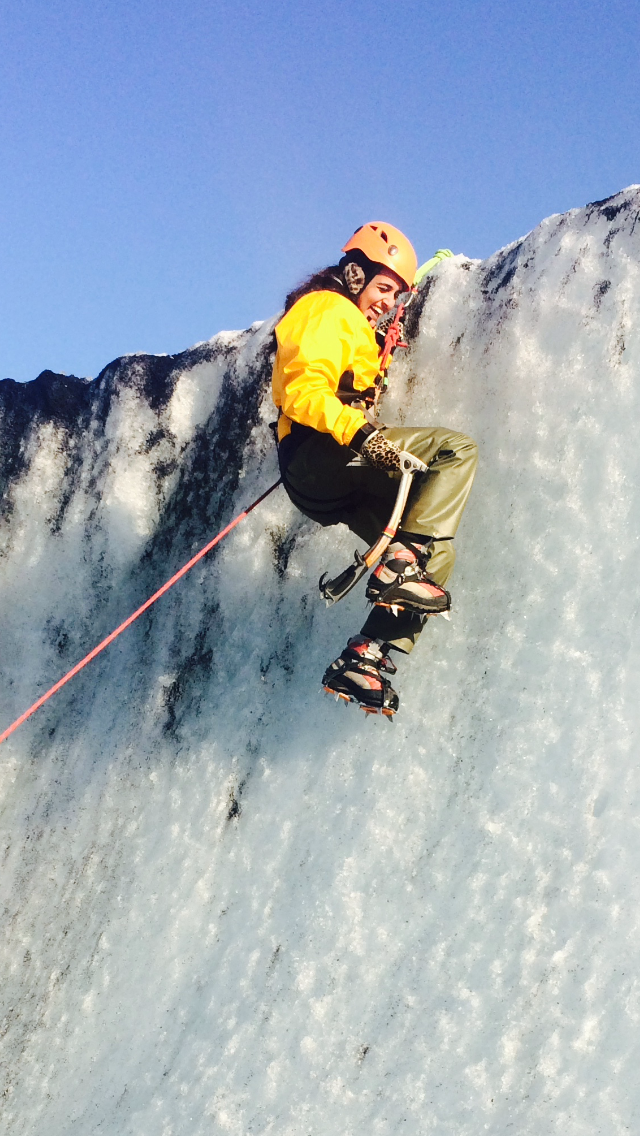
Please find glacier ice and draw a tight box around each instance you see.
[1,188,640,1134]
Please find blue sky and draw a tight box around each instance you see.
[1,0,638,381]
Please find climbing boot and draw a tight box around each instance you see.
[365,541,450,615]
[322,636,399,716]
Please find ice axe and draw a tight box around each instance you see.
[319,450,428,605]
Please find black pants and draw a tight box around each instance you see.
[280,425,477,653]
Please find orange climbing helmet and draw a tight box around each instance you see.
[342,222,418,291]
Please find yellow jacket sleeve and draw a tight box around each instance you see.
[273,292,380,447]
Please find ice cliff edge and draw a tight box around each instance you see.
[1,187,640,1135]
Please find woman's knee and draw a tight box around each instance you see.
[447,430,477,458]
[465,438,478,471]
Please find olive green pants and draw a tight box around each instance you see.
[281,425,478,653]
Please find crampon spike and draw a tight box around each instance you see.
[373,602,451,619]
[360,704,396,720]
[324,687,352,704]
[324,686,395,719]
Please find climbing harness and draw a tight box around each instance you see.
[0,479,282,746]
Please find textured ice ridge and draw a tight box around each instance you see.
[1,186,640,1135]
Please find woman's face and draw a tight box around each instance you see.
[357,271,404,327]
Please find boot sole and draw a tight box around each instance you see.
[322,687,396,718]
[372,600,450,616]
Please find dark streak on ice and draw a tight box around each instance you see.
[593,280,612,309]
[0,328,276,739]
[0,370,92,525]
[482,243,524,296]
[586,192,632,222]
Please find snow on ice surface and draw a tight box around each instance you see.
[1,188,640,1134]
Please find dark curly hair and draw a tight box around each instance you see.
[284,265,348,313]
[283,249,384,313]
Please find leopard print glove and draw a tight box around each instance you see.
[360,430,402,472]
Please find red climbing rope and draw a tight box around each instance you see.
[0,478,282,746]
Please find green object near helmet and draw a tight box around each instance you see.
[413,248,454,286]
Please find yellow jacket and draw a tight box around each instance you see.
[272,291,382,446]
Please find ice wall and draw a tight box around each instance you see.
[1,187,640,1135]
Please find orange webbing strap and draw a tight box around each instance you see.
[378,287,416,375]
[0,478,282,746]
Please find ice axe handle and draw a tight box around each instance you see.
[318,450,427,605]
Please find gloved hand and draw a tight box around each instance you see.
[360,429,402,472]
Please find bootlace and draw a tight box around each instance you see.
[345,637,397,675]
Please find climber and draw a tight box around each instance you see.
[272,223,478,714]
